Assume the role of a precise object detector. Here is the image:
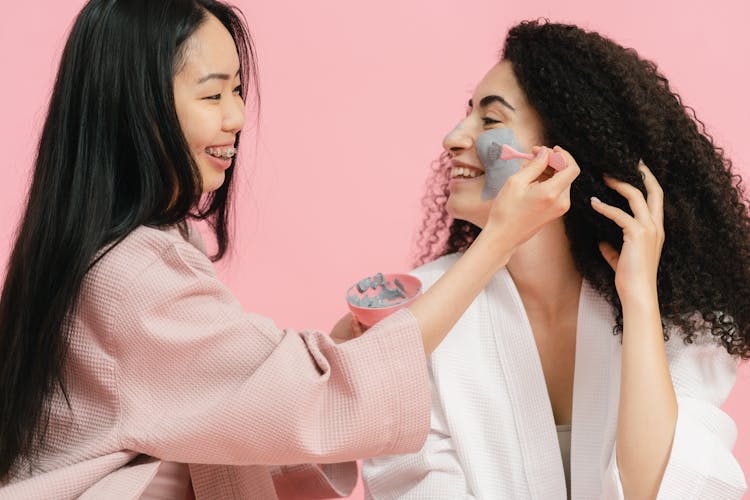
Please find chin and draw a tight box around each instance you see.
[202,174,226,193]
[447,198,485,229]
[447,210,485,229]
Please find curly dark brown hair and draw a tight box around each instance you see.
[415,20,750,358]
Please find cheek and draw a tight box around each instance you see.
[178,107,220,151]
[512,129,539,152]
[511,115,545,150]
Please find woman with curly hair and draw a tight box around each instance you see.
[363,20,749,499]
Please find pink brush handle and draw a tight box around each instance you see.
[500,144,567,171]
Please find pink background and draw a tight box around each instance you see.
[1,0,748,497]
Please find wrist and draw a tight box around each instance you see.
[620,285,660,315]
[471,227,514,272]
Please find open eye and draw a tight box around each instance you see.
[203,94,221,101]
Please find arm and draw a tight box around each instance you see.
[602,334,746,499]
[112,243,430,468]
[592,164,677,497]
[592,163,746,498]
[616,291,678,498]
[333,146,580,352]
[409,145,580,354]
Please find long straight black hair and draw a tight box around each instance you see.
[0,0,258,478]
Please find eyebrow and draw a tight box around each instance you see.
[197,69,241,84]
[468,95,517,112]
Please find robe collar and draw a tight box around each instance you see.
[486,268,618,499]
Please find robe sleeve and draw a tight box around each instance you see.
[109,240,431,472]
[269,463,357,499]
[602,334,747,499]
[362,367,477,499]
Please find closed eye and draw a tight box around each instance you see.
[203,85,242,101]
[482,117,502,125]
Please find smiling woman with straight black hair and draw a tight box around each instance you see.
[0,0,257,492]
[0,1,581,498]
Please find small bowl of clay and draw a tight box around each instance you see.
[346,272,422,327]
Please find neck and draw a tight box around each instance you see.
[506,220,582,316]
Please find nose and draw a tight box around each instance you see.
[442,119,475,157]
[222,95,245,134]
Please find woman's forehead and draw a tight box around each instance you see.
[180,15,240,77]
[472,61,526,108]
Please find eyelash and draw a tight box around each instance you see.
[205,85,243,101]
[482,117,502,126]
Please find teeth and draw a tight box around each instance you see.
[450,167,482,178]
[205,146,237,159]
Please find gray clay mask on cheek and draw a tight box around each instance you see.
[477,128,524,200]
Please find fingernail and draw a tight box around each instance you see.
[535,146,548,158]
[591,196,601,204]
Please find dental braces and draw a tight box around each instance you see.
[206,147,237,159]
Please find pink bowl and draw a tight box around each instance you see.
[346,273,422,327]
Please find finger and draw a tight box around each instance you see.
[590,196,636,230]
[546,157,580,190]
[537,146,580,193]
[350,317,363,338]
[527,148,556,183]
[539,145,569,171]
[598,241,620,270]
[534,166,556,183]
[514,146,554,184]
[329,314,351,342]
[638,162,664,227]
[602,175,650,221]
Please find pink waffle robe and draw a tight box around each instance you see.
[0,224,430,499]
